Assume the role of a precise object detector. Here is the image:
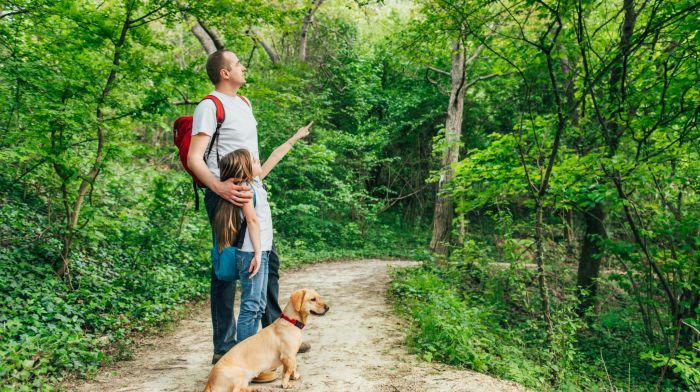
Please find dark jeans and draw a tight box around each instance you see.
[205,188,282,355]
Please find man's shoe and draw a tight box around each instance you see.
[211,353,224,365]
[298,342,311,354]
[252,369,279,383]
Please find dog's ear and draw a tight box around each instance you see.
[291,289,306,313]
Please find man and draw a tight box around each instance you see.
[187,49,309,383]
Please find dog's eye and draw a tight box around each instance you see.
[310,298,316,302]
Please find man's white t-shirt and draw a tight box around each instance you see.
[240,178,273,252]
[191,90,259,179]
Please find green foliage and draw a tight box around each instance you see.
[0,1,431,389]
[2,0,697,390]
[641,344,700,389]
[424,0,700,389]
[0,167,211,390]
[391,264,552,389]
[390,258,687,391]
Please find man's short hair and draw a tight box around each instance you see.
[206,49,233,85]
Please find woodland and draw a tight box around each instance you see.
[0,0,698,391]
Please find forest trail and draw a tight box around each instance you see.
[68,260,527,392]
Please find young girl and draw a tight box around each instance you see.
[213,121,312,344]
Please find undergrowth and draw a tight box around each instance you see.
[389,244,689,391]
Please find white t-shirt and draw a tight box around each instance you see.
[191,90,259,179]
[240,178,273,252]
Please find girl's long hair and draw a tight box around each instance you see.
[213,149,255,252]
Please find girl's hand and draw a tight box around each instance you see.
[248,253,261,278]
[292,121,313,141]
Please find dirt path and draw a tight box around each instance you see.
[69,260,527,392]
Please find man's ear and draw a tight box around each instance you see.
[290,289,306,313]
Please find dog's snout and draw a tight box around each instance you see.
[310,301,329,316]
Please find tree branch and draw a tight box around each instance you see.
[192,21,216,55]
[198,19,225,50]
[464,72,509,90]
[248,27,280,64]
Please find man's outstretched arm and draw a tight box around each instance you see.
[188,133,253,205]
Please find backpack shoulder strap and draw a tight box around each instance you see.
[239,95,251,108]
[201,95,226,163]
[202,95,225,125]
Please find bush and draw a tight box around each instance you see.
[0,170,212,390]
[390,264,550,389]
[389,257,687,391]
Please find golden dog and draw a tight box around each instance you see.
[203,288,329,392]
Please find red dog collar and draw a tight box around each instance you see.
[280,313,305,330]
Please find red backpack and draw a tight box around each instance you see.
[173,94,250,209]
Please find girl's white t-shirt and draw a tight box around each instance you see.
[240,178,273,252]
[191,90,259,179]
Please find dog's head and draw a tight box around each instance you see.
[290,288,329,316]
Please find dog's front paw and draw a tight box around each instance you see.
[291,372,301,381]
[282,380,292,389]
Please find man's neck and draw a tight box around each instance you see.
[214,83,241,97]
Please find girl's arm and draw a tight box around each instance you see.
[241,196,262,278]
[260,121,313,180]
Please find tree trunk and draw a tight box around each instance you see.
[557,44,579,128]
[56,8,132,277]
[249,28,280,65]
[605,0,637,153]
[430,40,466,255]
[299,0,324,62]
[576,202,606,316]
[561,209,575,255]
[192,21,217,55]
[558,29,611,315]
[526,24,566,347]
[556,38,584,260]
[535,203,554,339]
[198,20,224,50]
